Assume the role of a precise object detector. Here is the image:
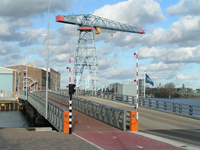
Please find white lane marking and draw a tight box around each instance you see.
[73,133,104,150]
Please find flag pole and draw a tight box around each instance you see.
[144,70,146,99]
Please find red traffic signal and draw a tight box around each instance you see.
[69,84,76,95]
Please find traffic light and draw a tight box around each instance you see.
[69,84,76,95]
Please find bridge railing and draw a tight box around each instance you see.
[34,91,127,131]
[76,90,137,105]
[73,97,127,131]
[19,91,69,132]
[74,90,200,118]
[139,97,200,118]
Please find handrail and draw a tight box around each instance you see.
[67,89,200,118]
[34,90,127,131]
[139,97,200,118]
[19,91,68,132]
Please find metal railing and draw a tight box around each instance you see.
[0,90,16,100]
[74,90,200,118]
[19,91,68,132]
[35,90,68,106]
[73,97,127,131]
[139,98,200,118]
[18,91,26,100]
[76,90,137,105]
[34,91,127,131]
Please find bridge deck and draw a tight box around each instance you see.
[75,95,200,147]
[48,98,186,150]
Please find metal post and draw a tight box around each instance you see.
[144,71,146,98]
[14,71,16,95]
[135,51,139,120]
[69,94,72,134]
[68,58,72,134]
[27,36,35,100]
[46,0,53,119]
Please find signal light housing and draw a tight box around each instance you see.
[69,84,76,95]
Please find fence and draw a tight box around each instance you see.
[73,97,127,131]
[139,98,200,118]
[19,91,68,132]
[0,90,16,100]
[34,91,127,131]
[75,90,137,105]
[74,90,200,118]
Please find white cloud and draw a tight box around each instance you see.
[93,15,200,50]
[0,0,74,18]
[168,16,200,47]
[98,58,119,70]
[100,67,135,80]
[144,62,184,71]
[139,46,200,64]
[176,74,200,80]
[167,0,200,16]
[94,0,165,27]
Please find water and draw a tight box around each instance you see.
[0,109,54,128]
[0,110,29,127]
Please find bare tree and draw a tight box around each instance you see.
[164,82,175,97]
[164,82,175,88]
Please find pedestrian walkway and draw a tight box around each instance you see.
[0,128,99,150]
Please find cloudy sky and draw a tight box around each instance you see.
[1,0,200,90]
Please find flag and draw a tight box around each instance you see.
[146,74,154,86]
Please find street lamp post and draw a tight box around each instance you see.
[46,0,53,119]
[26,35,47,100]
[26,36,35,100]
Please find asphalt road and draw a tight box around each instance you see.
[75,95,200,147]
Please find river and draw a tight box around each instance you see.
[0,109,54,128]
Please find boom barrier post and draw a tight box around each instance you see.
[134,51,139,120]
[130,111,138,132]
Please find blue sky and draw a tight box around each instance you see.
[1,0,200,90]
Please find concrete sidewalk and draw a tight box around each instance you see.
[0,128,99,150]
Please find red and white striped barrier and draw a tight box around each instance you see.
[134,51,139,120]
[69,58,71,84]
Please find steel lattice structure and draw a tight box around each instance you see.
[56,14,145,34]
[56,14,145,94]
[73,27,98,92]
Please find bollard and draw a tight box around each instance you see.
[129,111,138,132]
[63,111,69,133]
